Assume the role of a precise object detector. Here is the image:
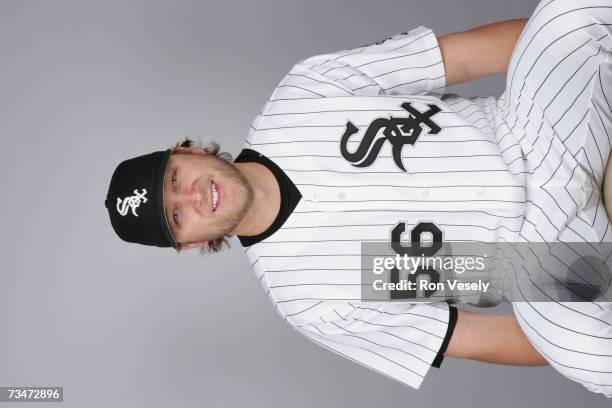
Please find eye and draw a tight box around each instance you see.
[172,208,179,225]
[171,172,177,187]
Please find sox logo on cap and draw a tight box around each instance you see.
[116,188,148,217]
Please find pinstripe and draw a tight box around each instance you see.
[241,7,612,396]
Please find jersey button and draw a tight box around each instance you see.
[477,189,486,196]
[422,189,430,197]
[337,192,347,200]
[312,194,319,202]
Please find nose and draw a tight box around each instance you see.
[172,182,205,211]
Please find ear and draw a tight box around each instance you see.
[180,241,209,251]
[173,146,208,155]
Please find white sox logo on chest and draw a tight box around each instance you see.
[340,102,441,171]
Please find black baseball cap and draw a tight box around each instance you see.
[105,150,177,248]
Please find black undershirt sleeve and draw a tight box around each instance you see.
[431,305,458,368]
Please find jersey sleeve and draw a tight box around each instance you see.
[294,301,458,389]
[270,26,446,101]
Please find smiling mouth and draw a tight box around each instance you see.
[212,180,219,212]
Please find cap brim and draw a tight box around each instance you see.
[155,149,177,249]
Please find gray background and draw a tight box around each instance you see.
[1,0,609,407]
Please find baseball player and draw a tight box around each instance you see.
[105,0,612,397]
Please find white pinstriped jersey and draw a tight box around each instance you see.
[239,26,530,389]
[241,11,612,394]
[493,0,612,397]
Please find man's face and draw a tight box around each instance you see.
[163,148,254,247]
